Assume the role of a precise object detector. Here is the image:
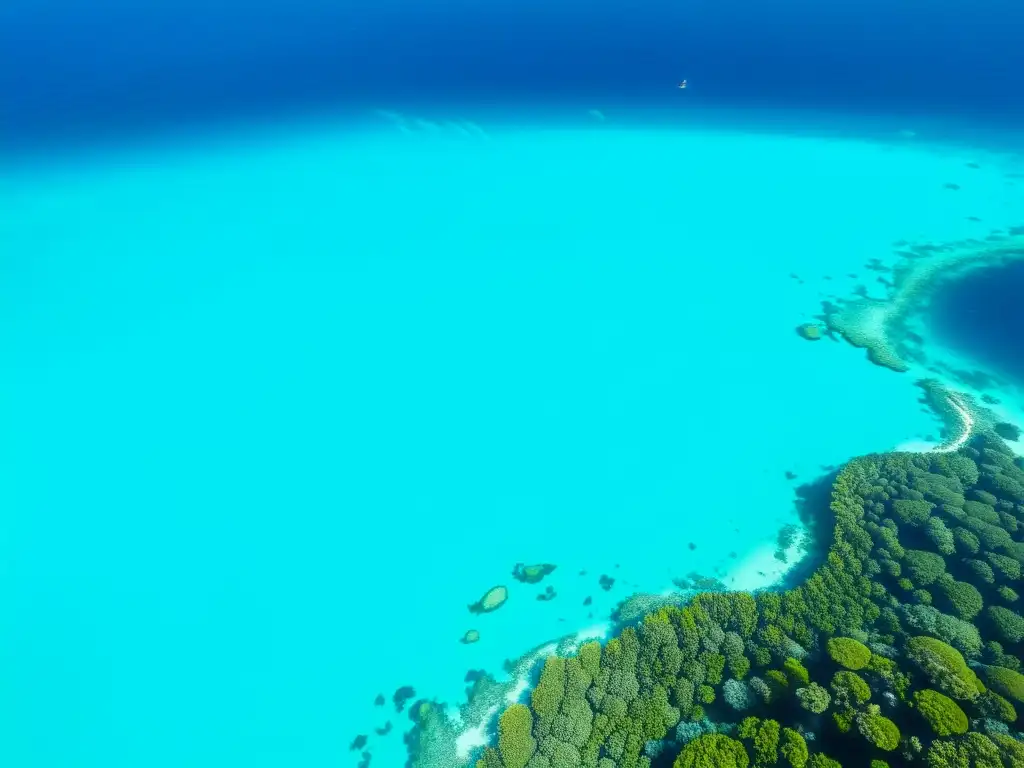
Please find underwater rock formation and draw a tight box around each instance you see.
[461,630,480,644]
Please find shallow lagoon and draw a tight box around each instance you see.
[2,107,1023,767]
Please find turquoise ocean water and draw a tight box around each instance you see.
[2,107,1023,767]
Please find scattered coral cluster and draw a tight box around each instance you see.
[465,431,1024,768]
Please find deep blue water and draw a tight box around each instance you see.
[929,259,1024,386]
[4,0,1024,151]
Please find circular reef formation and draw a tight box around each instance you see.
[826,233,1024,373]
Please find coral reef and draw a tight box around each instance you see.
[825,234,1024,372]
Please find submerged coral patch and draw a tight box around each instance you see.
[796,323,823,341]
[469,586,509,614]
[349,734,368,751]
[512,563,557,584]
[393,685,417,712]
[994,422,1021,441]
[535,586,556,602]
[825,299,909,371]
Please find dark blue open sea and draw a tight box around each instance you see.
[3,2,1024,768]
[4,0,1024,151]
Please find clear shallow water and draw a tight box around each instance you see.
[2,108,1023,768]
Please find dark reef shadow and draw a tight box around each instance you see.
[776,470,840,591]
